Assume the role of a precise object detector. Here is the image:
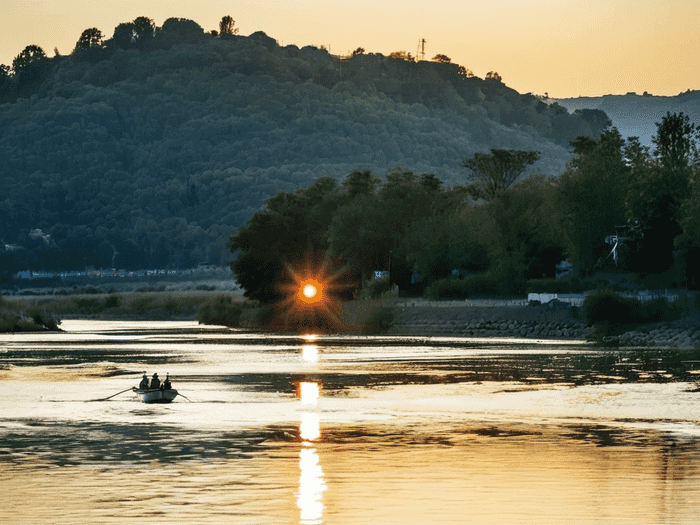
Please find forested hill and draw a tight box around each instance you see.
[0,20,610,275]
[555,90,700,148]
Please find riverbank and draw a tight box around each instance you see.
[389,299,700,349]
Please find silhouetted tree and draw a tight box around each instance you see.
[351,47,365,57]
[432,54,451,63]
[626,112,698,274]
[219,16,238,36]
[74,28,104,50]
[462,149,540,201]
[388,51,414,62]
[485,71,502,82]
[112,22,137,49]
[12,45,46,76]
[457,65,474,78]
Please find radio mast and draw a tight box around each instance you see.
[417,38,426,61]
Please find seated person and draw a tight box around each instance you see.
[163,375,172,390]
[149,373,160,390]
[139,374,149,389]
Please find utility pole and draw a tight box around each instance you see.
[417,38,426,61]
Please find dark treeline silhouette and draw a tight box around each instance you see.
[1,16,610,282]
[232,113,700,302]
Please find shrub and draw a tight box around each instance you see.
[360,276,391,299]
[103,295,120,308]
[583,290,680,337]
[583,289,639,328]
[424,274,501,299]
[197,296,245,326]
[570,305,580,320]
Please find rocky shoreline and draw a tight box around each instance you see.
[392,300,700,349]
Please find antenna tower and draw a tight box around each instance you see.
[417,38,426,61]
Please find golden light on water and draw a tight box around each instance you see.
[301,344,319,363]
[298,379,325,523]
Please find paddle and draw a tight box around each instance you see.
[90,387,136,402]
[178,393,193,402]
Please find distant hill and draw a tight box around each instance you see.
[555,90,700,147]
[0,22,610,275]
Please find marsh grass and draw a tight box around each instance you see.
[5,290,237,321]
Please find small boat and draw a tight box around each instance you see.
[132,387,179,404]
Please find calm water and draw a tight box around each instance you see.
[2,320,700,524]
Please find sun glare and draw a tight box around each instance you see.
[303,284,317,299]
[279,256,354,332]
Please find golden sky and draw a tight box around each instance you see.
[1,0,698,98]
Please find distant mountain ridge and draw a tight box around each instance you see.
[0,24,610,273]
[554,90,700,147]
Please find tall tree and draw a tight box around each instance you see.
[11,45,46,76]
[74,28,104,50]
[626,112,698,274]
[556,128,629,274]
[219,16,239,36]
[462,149,540,201]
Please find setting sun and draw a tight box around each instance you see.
[303,284,317,299]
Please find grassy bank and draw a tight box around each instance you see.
[3,290,242,323]
[0,294,61,332]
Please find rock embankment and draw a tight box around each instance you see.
[394,300,700,348]
[395,300,593,339]
[601,316,700,349]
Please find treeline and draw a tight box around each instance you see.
[232,113,700,304]
[1,16,609,280]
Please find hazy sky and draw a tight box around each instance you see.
[2,0,698,98]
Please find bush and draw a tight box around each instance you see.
[362,306,395,334]
[360,276,391,299]
[103,295,120,308]
[583,289,680,337]
[196,295,267,327]
[424,274,502,299]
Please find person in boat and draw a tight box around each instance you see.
[139,374,149,390]
[162,375,172,390]
[150,373,160,390]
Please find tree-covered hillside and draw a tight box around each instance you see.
[0,17,609,276]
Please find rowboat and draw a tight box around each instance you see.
[132,387,179,404]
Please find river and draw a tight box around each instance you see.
[2,320,700,524]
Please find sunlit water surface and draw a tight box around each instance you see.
[2,320,700,524]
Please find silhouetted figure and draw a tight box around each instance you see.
[139,374,149,389]
[163,375,172,390]
[150,373,160,390]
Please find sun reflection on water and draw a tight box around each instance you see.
[297,380,325,523]
[301,345,319,363]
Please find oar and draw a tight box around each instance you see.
[178,393,193,402]
[90,387,136,402]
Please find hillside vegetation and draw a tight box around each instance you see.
[0,17,609,278]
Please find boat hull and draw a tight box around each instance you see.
[133,388,178,403]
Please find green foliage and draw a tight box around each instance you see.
[462,149,540,201]
[583,289,681,337]
[103,295,120,308]
[625,112,698,274]
[359,276,391,299]
[362,306,396,334]
[556,128,630,274]
[197,296,245,326]
[570,305,580,320]
[12,45,46,75]
[424,274,502,299]
[74,28,103,51]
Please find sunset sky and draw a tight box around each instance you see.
[2,0,698,99]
